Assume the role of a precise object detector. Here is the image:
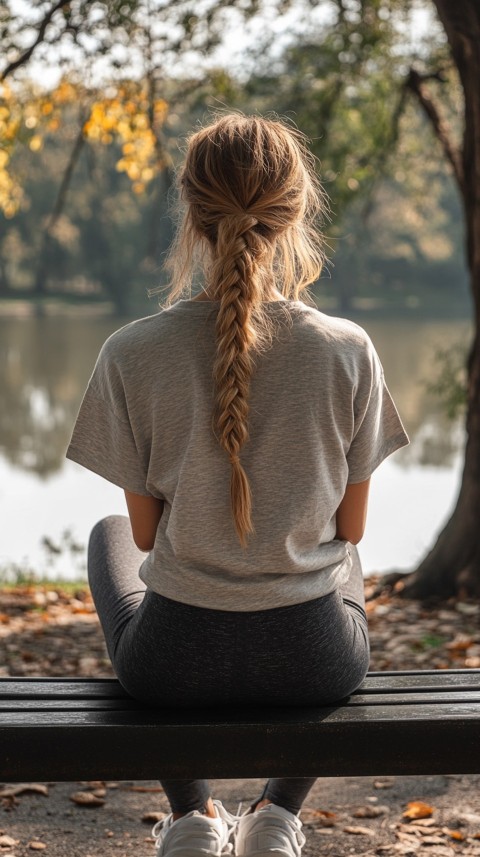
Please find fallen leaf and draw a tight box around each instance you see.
[408,826,442,836]
[420,835,446,845]
[403,802,435,820]
[70,791,105,807]
[394,842,420,855]
[417,849,454,857]
[302,807,337,818]
[301,808,337,827]
[473,834,480,840]
[29,842,47,850]
[442,829,465,841]
[0,834,19,847]
[397,832,421,844]
[142,812,165,824]
[455,603,479,615]
[446,637,473,651]
[460,815,480,826]
[344,826,375,836]
[0,784,48,798]
[354,805,389,818]
[374,781,395,790]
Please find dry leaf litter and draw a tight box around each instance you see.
[0,575,479,857]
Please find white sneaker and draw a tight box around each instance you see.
[152,800,238,856]
[235,803,306,857]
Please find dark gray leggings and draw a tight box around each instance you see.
[88,515,369,815]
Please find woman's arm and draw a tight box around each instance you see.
[124,490,164,551]
[335,478,370,545]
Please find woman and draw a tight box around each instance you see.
[67,113,409,857]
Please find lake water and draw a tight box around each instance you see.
[0,308,470,580]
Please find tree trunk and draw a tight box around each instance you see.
[402,0,480,598]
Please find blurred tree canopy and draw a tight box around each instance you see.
[3,0,480,596]
[0,0,468,312]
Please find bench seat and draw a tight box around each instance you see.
[1,670,479,782]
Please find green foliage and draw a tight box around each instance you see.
[425,342,468,420]
[0,0,468,313]
[413,633,447,651]
[0,560,40,586]
[0,0,275,83]
[0,69,468,314]
[0,529,86,583]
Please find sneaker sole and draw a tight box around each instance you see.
[159,851,227,857]
[237,851,294,857]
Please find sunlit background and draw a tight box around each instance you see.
[0,0,471,580]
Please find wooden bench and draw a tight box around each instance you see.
[0,669,479,782]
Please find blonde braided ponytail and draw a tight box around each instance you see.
[164,114,327,547]
[211,213,263,545]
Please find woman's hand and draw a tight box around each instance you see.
[335,478,370,545]
[124,490,164,551]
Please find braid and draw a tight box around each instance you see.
[212,214,261,547]
[162,114,327,547]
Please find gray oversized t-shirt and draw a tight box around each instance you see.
[67,299,409,610]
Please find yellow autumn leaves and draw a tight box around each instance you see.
[83,90,168,195]
[0,83,24,218]
[0,79,169,217]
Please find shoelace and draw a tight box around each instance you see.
[151,817,167,840]
[214,801,243,853]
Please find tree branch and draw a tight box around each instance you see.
[360,83,409,224]
[406,67,464,193]
[46,120,86,232]
[34,116,86,294]
[1,0,71,81]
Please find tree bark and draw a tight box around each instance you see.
[401,0,480,598]
[405,68,464,193]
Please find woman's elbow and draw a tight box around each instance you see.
[347,531,364,546]
[335,479,370,546]
[132,534,154,552]
[335,525,365,545]
[124,491,163,552]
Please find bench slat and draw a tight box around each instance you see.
[1,670,479,700]
[360,671,480,691]
[1,700,480,725]
[1,706,479,780]
[0,679,130,699]
[1,690,480,711]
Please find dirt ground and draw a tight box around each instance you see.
[0,577,479,856]
[1,775,480,857]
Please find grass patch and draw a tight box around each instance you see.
[412,633,447,652]
[0,561,87,590]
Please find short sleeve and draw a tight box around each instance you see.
[346,347,409,484]
[66,343,151,496]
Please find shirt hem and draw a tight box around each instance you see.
[138,554,352,612]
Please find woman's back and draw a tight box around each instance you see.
[67,113,410,855]
[67,296,407,610]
